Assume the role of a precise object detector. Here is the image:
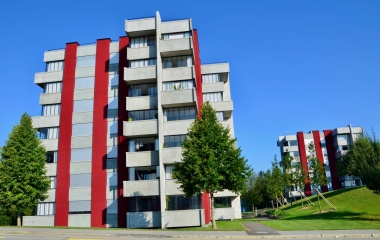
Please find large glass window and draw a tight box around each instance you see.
[44,82,62,93]
[128,138,158,152]
[69,201,91,214]
[216,112,224,122]
[46,61,63,72]
[75,77,94,89]
[129,58,156,68]
[164,107,196,121]
[70,174,91,188]
[71,148,92,162]
[72,123,93,137]
[203,92,223,102]
[128,109,157,121]
[38,127,59,139]
[130,36,156,48]
[36,202,55,215]
[128,84,157,97]
[214,197,232,208]
[50,176,56,189]
[76,55,96,67]
[164,135,186,148]
[202,74,221,84]
[128,197,160,212]
[162,32,191,40]
[162,80,194,91]
[73,99,94,112]
[165,165,174,180]
[42,104,61,116]
[167,195,200,211]
[46,151,58,163]
[162,56,192,68]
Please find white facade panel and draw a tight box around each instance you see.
[164,209,204,228]
[40,93,62,105]
[69,188,91,201]
[123,180,159,197]
[68,214,91,227]
[23,216,55,227]
[126,96,158,111]
[126,211,161,228]
[161,19,191,34]
[126,151,159,167]
[44,50,65,62]
[32,116,60,129]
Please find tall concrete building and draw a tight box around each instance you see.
[277,125,363,196]
[24,12,241,228]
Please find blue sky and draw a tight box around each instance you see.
[0,1,379,172]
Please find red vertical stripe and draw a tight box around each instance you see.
[297,132,312,196]
[192,29,210,224]
[91,38,111,228]
[117,36,129,228]
[324,130,340,190]
[312,131,328,193]
[55,42,78,226]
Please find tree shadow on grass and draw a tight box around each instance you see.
[283,210,379,222]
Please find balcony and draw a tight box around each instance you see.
[163,119,193,136]
[126,151,159,167]
[34,71,63,86]
[161,89,195,108]
[123,179,159,197]
[165,179,182,195]
[214,208,235,220]
[46,163,57,176]
[161,19,191,34]
[160,38,192,57]
[23,216,55,227]
[162,67,193,82]
[44,49,65,62]
[45,189,56,202]
[162,147,182,164]
[125,17,156,37]
[32,116,60,129]
[126,96,158,111]
[127,46,157,60]
[126,211,161,228]
[124,119,158,137]
[164,209,204,228]
[210,101,233,112]
[124,66,156,84]
[214,190,238,197]
[201,63,229,82]
[40,93,61,105]
[40,139,58,151]
[202,82,224,93]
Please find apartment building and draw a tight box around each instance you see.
[23,12,241,228]
[277,125,363,196]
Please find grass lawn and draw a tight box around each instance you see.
[260,186,380,230]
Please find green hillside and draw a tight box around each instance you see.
[261,186,380,230]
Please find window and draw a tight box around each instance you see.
[129,138,158,152]
[72,123,93,137]
[202,74,221,84]
[71,148,92,162]
[288,140,298,146]
[50,176,56,189]
[38,127,59,139]
[129,58,156,68]
[216,112,224,122]
[73,99,94,112]
[46,61,63,72]
[75,77,94,89]
[42,104,61,116]
[203,92,223,102]
[128,197,160,212]
[162,32,191,40]
[167,195,200,211]
[164,135,186,148]
[128,109,157,121]
[128,84,157,97]
[130,36,156,48]
[36,202,55,215]
[70,174,91,188]
[290,151,299,157]
[135,168,157,180]
[214,197,232,208]
[44,82,62,93]
[163,80,194,91]
[164,107,196,121]
[46,151,58,163]
[162,56,192,68]
[69,201,91,214]
[76,55,96,67]
[165,165,174,180]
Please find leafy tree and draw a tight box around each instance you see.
[268,156,285,208]
[338,133,380,194]
[280,151,294,203]
[0,113,51,226]
[172,102,251,229]
[307,142,327,212]
[241,170,257,211]
[242,171,270,210]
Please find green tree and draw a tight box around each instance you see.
[241,170,257,211]
[338,133,380,194]
[280,151,294,203]
[268,156,285,208]
[307,142,327,212]
[0,113,51,226]
[172,102,251,229]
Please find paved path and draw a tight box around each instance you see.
[243,221,280,236]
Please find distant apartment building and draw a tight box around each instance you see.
[277,125,363,196]
[24,12,241,228]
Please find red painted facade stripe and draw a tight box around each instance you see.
[91,38,111,228]
[297,132,312,196]
[117,36,129,228]
[312,131,328,193]
[192,29,211,224]
[55,42,78,226]
[324,130,340,190]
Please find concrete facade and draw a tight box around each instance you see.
[27,11,240,229]
[277,125,364,196]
